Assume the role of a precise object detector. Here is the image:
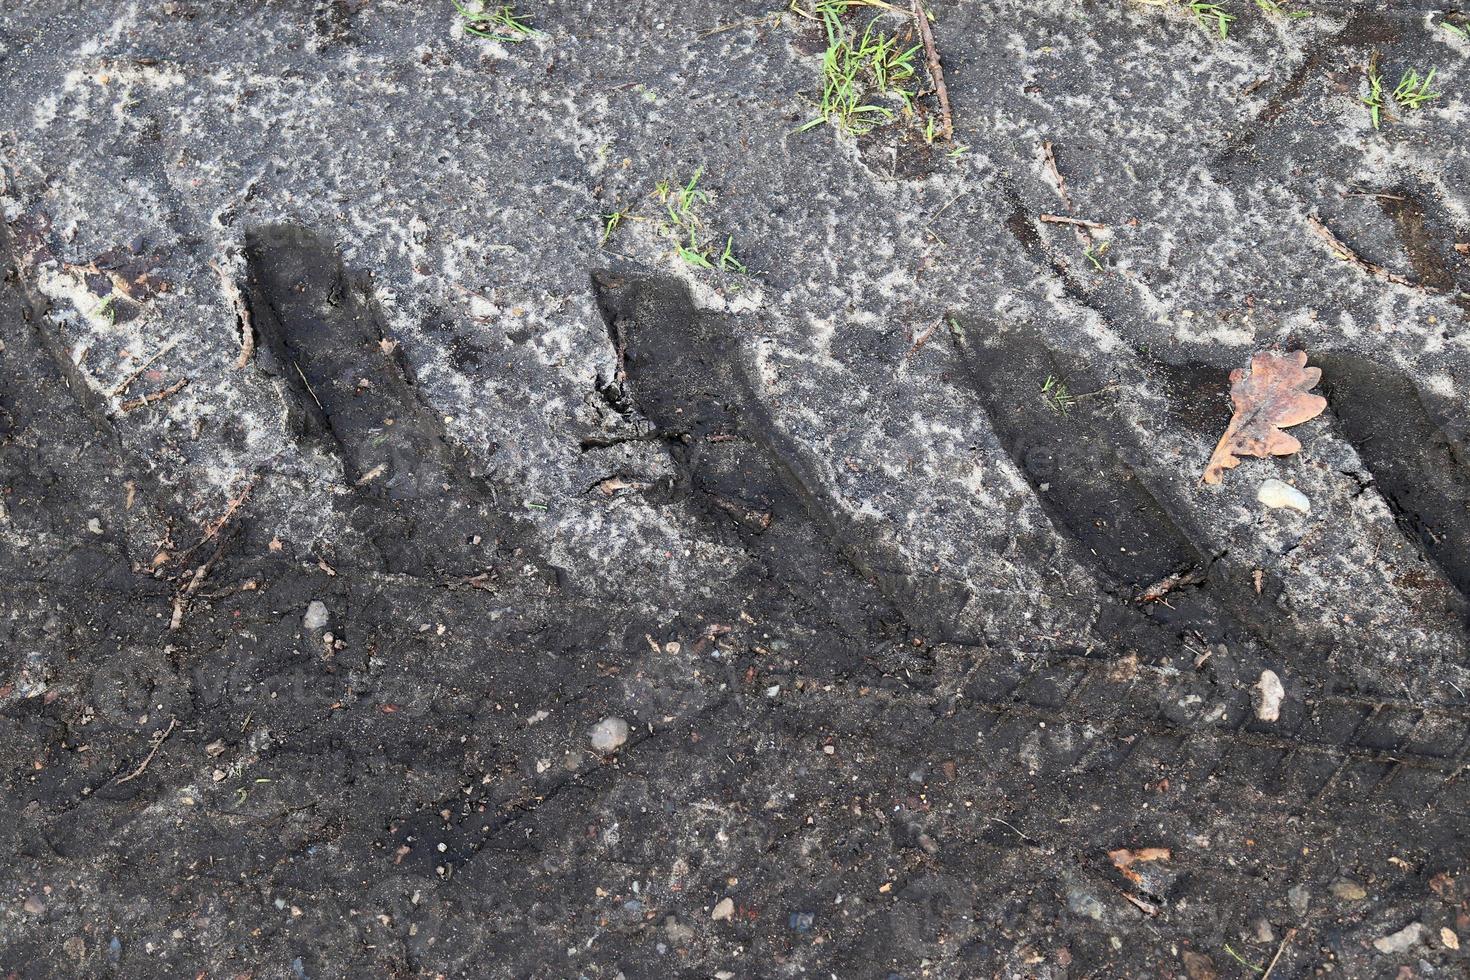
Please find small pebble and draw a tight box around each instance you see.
[789,911,814,932]
[1067,888,1105,921]
[589,717,629,753]
[1373,921,1425,954]
[23,895,45,915]
[663,918,694,943]
[711,897,735,921]
[303,601,330,630]
[1257,479,1310,514]
[1330,879,1367,901]
[1287,884,1310,917]
[1442,927,1460,950]
[1253,669,1285,722]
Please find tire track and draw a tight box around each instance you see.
[590,268,975,655]
[243,224,555,584]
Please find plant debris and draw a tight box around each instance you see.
[1203,351,1326,485]
[1108,846,1171,884]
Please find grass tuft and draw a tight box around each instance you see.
[599,211,626,245]
[453,1,539,42]
[796,1,921,136]
[1187,1,1235,38]
[1393,67,1440,111]
[1254,0,1310,18]
[654,171,748,272]
[1041,375,1077,415]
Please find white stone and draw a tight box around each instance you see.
[1257,479,1310,514]
[1373,922,1425,955]
[1253,669,1285,722]
[589,716,629,753]
[303,600,330,630]
[711,897,735,921]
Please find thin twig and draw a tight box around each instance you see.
[115,717,178,784]
[199,477,257,548]
[1040,141,1074,212]
[1260,927,1297,980]
[119,377,188,413]
[109,337,180,398]
[171,475,257,572]
[170,530,233,630]
[293,361,325,411]
[1343,189,1406,201]
[911,0,953,141]
[1039,214,1107,230]
[905,318,942,360]
[987,816,1038,844]
[1307,214,1412,286]
[1136,566,1206,604]
[929,188,970,223]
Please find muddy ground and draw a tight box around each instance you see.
[2,1,1470,977]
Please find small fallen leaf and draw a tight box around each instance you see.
[1204,351,1327,485]
[1182,950,1219,980]
[1108,846,1171,884]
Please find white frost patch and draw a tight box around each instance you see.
[31,94,61,130]
[683,276,766,316]
[1423,373,1457,399]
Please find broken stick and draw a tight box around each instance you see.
[115,717,178,784]
[119,377,189,413]
[109,337,180,398]
[911,0,953,141]
[1038,214,1107,230]
[1306,215,1412,287]
[1040,141,1074,212]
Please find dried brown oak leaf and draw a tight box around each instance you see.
[1108,847,1171,884]
[1203,350,1326,485]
